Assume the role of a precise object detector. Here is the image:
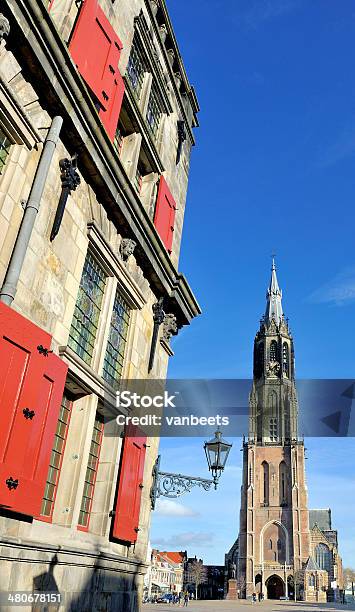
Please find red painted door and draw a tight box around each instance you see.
[0,302,68,516]
[112,429,147,543]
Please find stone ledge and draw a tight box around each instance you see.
[0,538,149,574]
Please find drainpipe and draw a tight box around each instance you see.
[0,116,63,306]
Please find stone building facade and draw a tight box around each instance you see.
[227,261,343,602]
[0,1,199,610]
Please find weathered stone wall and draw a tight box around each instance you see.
[0,1,199,609]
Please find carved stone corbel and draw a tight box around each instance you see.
[167,49,175,66]
[162,313,178,343]
[120,238,136,263]
[0,13,10,52]
[0,14,10,43]
[174,72,182,89]
[148,297,165,372]
[159,24,168,43]
[150,0,159,17]
[176,120,186,164]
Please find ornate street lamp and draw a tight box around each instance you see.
[204,429,233,488]
[150,430,232,509]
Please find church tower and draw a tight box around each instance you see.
[237,260,312,600]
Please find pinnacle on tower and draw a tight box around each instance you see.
[265,257,283,325]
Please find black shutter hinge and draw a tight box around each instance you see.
[23,408,35,420]
[37,345,53,357]
[6,477,19,490]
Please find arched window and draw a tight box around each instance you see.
[309,574,315,587]
[282,343,289,376]
[262,461,269,506]
[315,544,331,572]
[270,340,278,362]
[279,461,287,505]
[269,539,272,550]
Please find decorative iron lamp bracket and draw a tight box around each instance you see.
[150,454,215,510]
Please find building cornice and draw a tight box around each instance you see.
[4,0,201,325]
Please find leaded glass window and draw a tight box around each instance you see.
[315,544,331,572]
[0,129,11,174]
[126,40,145,99]
[146,86,162,138]
[102,290,130,389]
[68,253,106,365]
[40,395,72,518]
[78,413,104,529]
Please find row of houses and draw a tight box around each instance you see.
[144,549,224,600]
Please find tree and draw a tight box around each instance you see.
[343,568,355,597]
[189,560,205,600]
[237,575,246,598]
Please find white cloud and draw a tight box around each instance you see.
[152,531,215,549]
[244,0,300,29]
[155,499,200,518]
[308,266,355,306]
[316,121,355,168]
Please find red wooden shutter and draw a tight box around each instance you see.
[112,428,146,543]
[69,0,125,141]
[154,176,177,254]
[0,302,68,517]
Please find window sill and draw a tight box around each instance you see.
[58,345,114,402]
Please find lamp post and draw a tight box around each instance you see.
[204,429,233,488]
[150,430,232,509]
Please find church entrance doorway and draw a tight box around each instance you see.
[255,573,262,594]
[266,575,284,599]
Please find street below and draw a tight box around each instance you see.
[143,601,355,612]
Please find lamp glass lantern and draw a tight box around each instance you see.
[204,430,232,487]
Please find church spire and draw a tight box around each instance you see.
[265,257,283,325]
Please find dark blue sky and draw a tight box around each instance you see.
[168,0,355,380]
[150,0,355,568]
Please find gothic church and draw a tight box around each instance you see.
[226,261,343,602]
